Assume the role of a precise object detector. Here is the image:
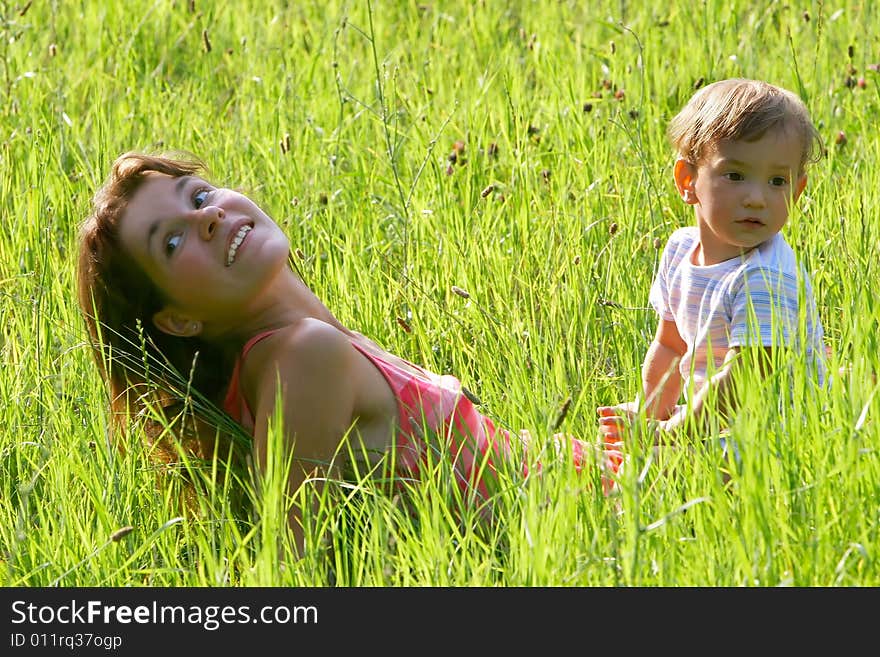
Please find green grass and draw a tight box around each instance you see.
[1,0,878,586]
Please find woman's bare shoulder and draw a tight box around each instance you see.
[241,318,353,396]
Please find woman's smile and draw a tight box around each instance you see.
[226,222,253,266]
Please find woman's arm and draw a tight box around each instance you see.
[249,318,359,556]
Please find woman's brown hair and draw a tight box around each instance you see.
[77,152,245,466]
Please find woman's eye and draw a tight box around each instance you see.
[193,189,210,209]
[165,233,182,256]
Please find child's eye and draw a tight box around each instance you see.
[769,176,788,187]
[724,172,744,181]
[193,189,210,209]
[165,233,182,256]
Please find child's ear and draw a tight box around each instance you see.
[793,174,807,201]
[673,158,698,205]
[152,308,203,337]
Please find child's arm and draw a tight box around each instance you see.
[658,345,770,440]
[600,345,765,450]
[661,258,823,439]
[598,318,685,421]
[641,318,686,420]
[597,318,685,455]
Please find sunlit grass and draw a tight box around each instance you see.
[1,0,878,586]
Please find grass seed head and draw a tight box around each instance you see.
[111,526,134,542]
[462,386,481,406]
[552,396,572,430]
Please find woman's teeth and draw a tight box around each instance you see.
[227,225,252,265]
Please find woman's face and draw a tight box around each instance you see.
[118,173,291,333]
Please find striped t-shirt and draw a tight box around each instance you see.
[649,226,825,395]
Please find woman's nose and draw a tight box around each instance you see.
[199,206,224,240]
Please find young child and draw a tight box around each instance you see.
[598,78,826,455]
[77,152,611,555]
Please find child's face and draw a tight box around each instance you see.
[676,128,807,265]
[117,173,292,333]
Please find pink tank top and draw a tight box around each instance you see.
[223,329,589,501]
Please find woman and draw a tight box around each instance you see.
[77,151,612,554]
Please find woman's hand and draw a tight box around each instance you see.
[597,400,640,421]
[596,404,631,494]
[596,402,672,493]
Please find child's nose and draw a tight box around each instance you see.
[743,184,766,207]
[199,206,224,239]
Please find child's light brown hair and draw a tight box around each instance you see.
[667,78,823,173]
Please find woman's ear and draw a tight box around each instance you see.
[153,308,203,337]
[673,158,698,205]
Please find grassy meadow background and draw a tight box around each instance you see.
[1,0,879,586]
